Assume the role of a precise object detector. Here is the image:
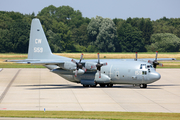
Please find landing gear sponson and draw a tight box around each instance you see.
[83,84,147,88]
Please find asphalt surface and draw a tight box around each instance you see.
[0,68,180,113]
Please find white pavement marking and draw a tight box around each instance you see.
[0,68,179,112]
[0,69,20,103]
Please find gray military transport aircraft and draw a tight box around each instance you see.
[6,18,175,88]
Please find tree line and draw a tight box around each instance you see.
[0,5,180,53]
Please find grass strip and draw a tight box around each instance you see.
[0,111,180,120]
[0,63,45,68]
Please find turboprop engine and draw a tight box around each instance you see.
[51,68,85,75]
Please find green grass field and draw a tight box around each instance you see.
[0,63,45,68]
[0,111,180,120]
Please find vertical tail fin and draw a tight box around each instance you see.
[28,18,52,59]
[27,18,68,60]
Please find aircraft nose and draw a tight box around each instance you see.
[156,72,161,80]
[151,72,161,81]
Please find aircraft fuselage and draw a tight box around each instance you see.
[51,60,161,86]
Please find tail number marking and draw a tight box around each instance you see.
[35,39,42,44]
[135,71,142,75]
[34,47,43,53]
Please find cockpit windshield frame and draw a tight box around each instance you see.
[140,64,153,69]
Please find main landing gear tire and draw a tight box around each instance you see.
[107,84,113,87]
[99,84,113,87]
[140,84,147,88]
[90,85,97,87]
[100,84,106,87]
[83,85,89,87]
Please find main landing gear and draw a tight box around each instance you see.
[83,84,97,87]
[140,84,147,88]
[99,84,113,87]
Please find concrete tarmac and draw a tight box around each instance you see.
[0,68,180,113]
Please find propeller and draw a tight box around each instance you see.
[95,53,107,78]
[71,53,86,77]
[134,52,138,61]
[148,51,163,69]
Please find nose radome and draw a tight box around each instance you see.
[154,72,161,80]
[150,72,161,81]
[157,72,161,80]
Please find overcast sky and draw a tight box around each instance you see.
[0,0,179,20]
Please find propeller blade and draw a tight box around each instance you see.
[148,52,163,70]
[71,59,77,64]
[102,62,107,66]
[71,53,86,77]
[159,63,163,67]
[97,53,100,63]
[154,64,157,69]
[155,51,158,61]
[79,53,83,63]
[82,67,87,72]
[135,52,137,61]
[148,60,153,64]
[99,70,101,78]
[75,70,78,77]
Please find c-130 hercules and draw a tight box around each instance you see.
[6,18,175,88]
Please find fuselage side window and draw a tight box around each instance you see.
[142,71,147,75]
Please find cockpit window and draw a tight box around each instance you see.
[140,64,153,69]
[140,64,146,69]
[147,65,153,68]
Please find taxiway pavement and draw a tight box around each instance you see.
[0,68,180,113]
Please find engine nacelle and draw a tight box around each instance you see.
[51,68,84,75]
[95,73,111,83]
[73,69,85,75]
[85,62,97,70]
[59,61,76,70]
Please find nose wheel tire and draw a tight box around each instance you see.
[140,84,147,88]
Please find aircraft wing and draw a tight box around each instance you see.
[25,61,65,65]
[138,58,176,62]
[5,60,39,62]
[5,58,175,64]
[5,59,65,65]
[83,58,176,62]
